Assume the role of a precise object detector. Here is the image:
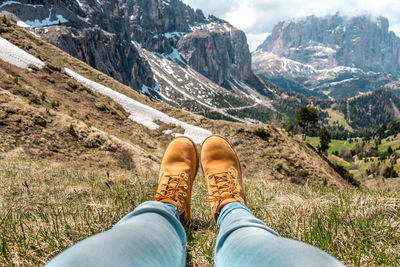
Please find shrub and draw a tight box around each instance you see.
[1,15,10,26]
[339,146,352,162]
[46,63,61,72]
[68,124,78,138]
[254,127,270,140]
[382,165,398,178]
[51,100,60,109]
[333,163,360,187]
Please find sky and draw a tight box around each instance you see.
[182,0,400,51]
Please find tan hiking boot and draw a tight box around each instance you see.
[153,136,198,225]
[201,135,246,220]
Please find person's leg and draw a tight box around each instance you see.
[200,136,344,267]
[46,201,186,267]
[214,202,345,267]
[47,136,199,267]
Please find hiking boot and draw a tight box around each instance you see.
[201,135,246,221]
[153,136,198,225]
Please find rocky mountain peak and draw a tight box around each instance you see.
[258,14,400,74]
[253,14,400,98]
[1,0,270,110]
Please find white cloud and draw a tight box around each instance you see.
[246,32,270,52]
[182,0,400,50]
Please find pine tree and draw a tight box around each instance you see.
[319,127,331,153]
[296,106,318,139]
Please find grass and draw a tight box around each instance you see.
[329,154,353,169]
[379,136,400,152]
[306,137,358,154]
[325,108,354,132]
[1,158,399,266]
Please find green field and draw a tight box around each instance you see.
[306,137,359,154]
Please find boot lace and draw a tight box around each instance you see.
[150,172,190,210]
[204,168,242,203]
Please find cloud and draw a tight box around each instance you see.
[182,0,400,50]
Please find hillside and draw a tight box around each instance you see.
[273,89,400,135]
[0,20,399,267]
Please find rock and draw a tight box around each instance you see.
[33,115,47,128]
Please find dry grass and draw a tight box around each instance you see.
[0,158,399,266]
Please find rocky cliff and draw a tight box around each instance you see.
[0,0,269,104]
[253,14,400,98]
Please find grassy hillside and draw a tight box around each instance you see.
[308,134,400,191]
[325,108,353,132]
[1,158,399,266]
[0,19,399,267]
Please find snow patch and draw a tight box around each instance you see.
[64,68,212,144]
[141,85,151,95]
[0,36,44,69]
[0,1,43,8]
[328,78,357,86]
[24,7,68,27]
[29,31,41,38]
[190,22,232,32]
[165,48,186,65]
[153,32,186,39]
[16,21,31,28]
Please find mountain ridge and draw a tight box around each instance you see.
[252,13,400,99]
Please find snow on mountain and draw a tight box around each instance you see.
[23,6,68,27]
[65,68,212,144]
[0,36,44,69]
[253,14,400,98]
[0,34,211,144]
[1,0,279,123]
[134,41,275,123]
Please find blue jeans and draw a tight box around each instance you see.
[46,201,344,267]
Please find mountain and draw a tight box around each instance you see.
[0,0,275,122]
[0,20,351,187]
[253,14,400,98]
[4,2,400,134]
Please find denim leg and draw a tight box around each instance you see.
[215,202,345,267]
[46,201,186,267]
